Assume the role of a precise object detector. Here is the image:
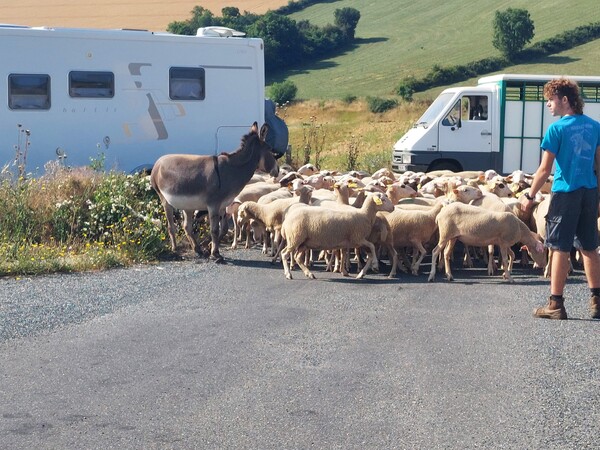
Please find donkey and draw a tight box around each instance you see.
[150,122,279,262]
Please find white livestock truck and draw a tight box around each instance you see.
[392,74,600,174]
[0,24,287,175]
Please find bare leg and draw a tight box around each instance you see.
[580,249,600,289]
[550,250,571,296]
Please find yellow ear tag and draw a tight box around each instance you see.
[374,196,383,206]
[348,182,358,188]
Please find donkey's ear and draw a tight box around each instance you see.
[259,123,269,141]
[250,121,259,134]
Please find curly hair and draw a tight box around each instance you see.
[543,78,584,114]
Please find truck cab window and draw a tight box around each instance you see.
[8,74,50,110]
[468,95,488,120]
[169,67,205,100]
[441,100,461,126]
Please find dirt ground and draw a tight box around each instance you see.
[1,1,288,31]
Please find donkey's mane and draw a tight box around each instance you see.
[221,132,261,165]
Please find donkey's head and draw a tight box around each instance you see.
[250,122,279,178]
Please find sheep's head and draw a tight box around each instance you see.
[371,192,395,213]
[523,236,547,269]
[449,185,483,203]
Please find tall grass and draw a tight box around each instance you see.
[0,163,170,276]
[283,98,427,171]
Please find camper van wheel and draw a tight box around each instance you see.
[428,161,461,173]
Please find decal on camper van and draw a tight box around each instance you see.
[128,63,168,140]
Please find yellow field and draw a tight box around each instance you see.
[0,0,288,31]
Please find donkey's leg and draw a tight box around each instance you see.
[208,210,224,263]
[182,210,202,254]
[162,202,178,251]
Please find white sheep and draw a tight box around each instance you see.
[238,183,314,256]
[428,202,546,283]
[227,181,281,249]
[280,192,395,279]
[297,163,318,176]
[385,200,445,276]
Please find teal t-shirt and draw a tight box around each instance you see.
[541,114,600,192]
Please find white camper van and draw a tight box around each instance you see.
[392,74,600,174]
[0,24,287,174]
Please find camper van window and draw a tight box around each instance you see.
[169,67,205,101]
[8,74,50,110]
[69,71,114,98]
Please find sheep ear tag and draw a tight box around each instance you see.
[373,196,383,206]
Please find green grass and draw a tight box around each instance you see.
[275,0,600,99]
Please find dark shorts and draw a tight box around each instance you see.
[545,187,599,252]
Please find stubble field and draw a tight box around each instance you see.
[0,0,288,31]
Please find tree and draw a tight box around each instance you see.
[247,12,303,71]
[334,7,361,40]
[268,80,298,104]
[492,8,535,59]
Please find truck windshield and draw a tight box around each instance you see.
[414,92,455,127]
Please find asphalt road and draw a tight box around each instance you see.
[1,248,599,449]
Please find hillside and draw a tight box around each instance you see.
[285,0,600,99]
[4,1,598,101]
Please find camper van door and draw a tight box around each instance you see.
[438,93,492,158]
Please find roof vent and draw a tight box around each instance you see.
[196,26,245,37]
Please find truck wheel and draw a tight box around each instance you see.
[428,161,461,173]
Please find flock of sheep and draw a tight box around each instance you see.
[198,162,567,282]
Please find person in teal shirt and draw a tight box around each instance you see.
[521,77,600,320]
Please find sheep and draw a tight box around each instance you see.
[280,191,395,279]
[238,183,314,256]
[386,182,418,203]
[480,179,513,198]
[227,181,281,249]
[332,181,397,277]
[297,163,318,176]
[384,200,446,276]
[428,202,546,283]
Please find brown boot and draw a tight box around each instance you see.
[590,295,600,319]
[533,297,568,320]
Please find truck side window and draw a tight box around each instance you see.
[8,74,51,110]
[442,100,461,126]
[69,71,114,98]
[169,67,205,100]
[469,95,488,120]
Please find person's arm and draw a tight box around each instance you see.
[520,150,555,210]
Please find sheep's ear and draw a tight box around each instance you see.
[348,182,358,188]
[453,188,458,194]
[373,195,383,206]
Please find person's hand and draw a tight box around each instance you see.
[520,193,534,211]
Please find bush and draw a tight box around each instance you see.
[342,94,357,104]
[366,96,398,113]
[0,168,169,276]
[269,80,298,105]
[395,81,414,102]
